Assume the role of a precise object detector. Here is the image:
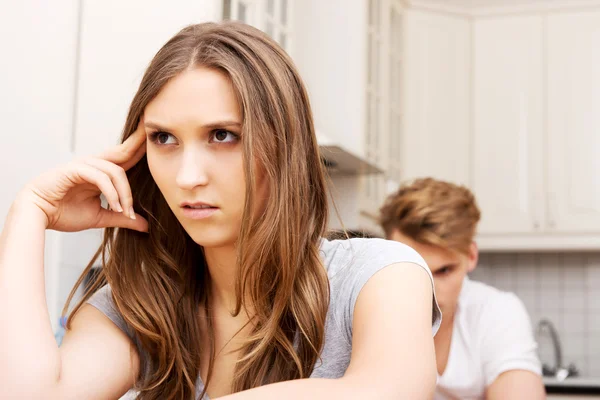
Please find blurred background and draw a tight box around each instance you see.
[2,0,600,397]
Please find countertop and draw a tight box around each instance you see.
[545,377,600,395]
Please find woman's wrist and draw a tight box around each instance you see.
[9,189,50,229]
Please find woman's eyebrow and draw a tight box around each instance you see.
[144,121,168,131]
[144,120,242,130]
[200,120,242,129]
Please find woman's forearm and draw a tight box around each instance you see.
[217,378,355,400]
[0,196,61,395]
[216,376,415,400]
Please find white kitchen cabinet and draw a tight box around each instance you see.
[546,10,600,233]
[293,0,368,162]
[472,15,545,235]
[294,0,401,232]
[0,0,79,221]
[354,7,472,232]
[401,9,471,187]
[472,11,600,249]
[398,5,600,249]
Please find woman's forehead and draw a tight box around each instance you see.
[145,67,242,127]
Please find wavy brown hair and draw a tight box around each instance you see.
[64,21,330,399]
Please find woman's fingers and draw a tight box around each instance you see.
[66,160,149,231]
[96,208,149,232]
[81,158,135,219]
[77,118,147,219]
[119,135,147,172]
[69,162,123,213]
[99,119,147,169]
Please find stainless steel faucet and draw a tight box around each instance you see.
[536,318,579,380]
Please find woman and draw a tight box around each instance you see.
[0,22,440,400]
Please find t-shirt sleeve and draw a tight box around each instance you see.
[87,285,133,337]
[479,293,542,386]
[329,238,442,342]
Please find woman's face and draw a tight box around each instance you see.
[144,67,266,248]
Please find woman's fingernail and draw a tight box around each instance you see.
[129,207,136,220]
[116,204,124,213]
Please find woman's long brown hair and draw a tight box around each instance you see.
[64,22,330,399]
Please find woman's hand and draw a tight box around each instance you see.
[19,120,149,233]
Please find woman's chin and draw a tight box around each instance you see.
[185,228,238,249]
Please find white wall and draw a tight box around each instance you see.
[0,0,79,224]
[0,0,81,330]
[326,176,363,231]
[75,0,222,155]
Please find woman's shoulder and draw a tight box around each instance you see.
[319,237,428,276]
[319,237,441,340]
[319,237,433,310]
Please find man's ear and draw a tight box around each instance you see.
[467,241,479,273]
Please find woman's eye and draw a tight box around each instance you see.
[212,129,239,143]
[152,132,176,145]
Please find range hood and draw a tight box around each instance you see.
[316,131,382,176]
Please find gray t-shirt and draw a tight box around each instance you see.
[88,238,442,399]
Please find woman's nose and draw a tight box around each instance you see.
[175,148,209,190]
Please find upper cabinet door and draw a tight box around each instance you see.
[401,10,471,186]
[473,15,545,234]
[547,11,600,233]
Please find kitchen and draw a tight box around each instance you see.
[2,0,600,398]
[312,0,600,393]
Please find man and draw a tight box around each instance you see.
[380,178,545,399]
